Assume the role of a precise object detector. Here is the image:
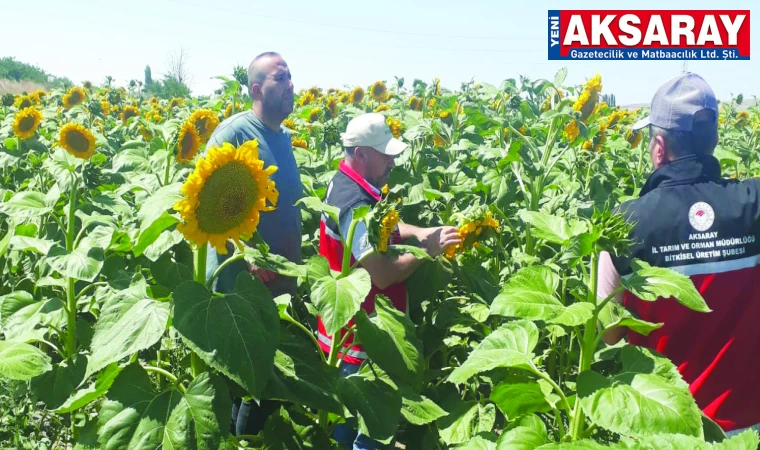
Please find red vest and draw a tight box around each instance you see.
[317,162,407,364]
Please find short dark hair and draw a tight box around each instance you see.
[649,109,718,158]
[247,51,282,96]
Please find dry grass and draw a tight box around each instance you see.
[0,79,47,96]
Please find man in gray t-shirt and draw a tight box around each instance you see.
[204,52,302,300]
[202,52,302,437]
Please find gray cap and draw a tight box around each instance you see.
[633,73,718,132]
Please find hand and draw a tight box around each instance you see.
[247,262,276,283]
[422,226,462,258]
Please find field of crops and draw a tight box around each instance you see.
[0,71,759,449]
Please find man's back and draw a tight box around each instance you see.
[204,110,303,296]
[612,155,760,430]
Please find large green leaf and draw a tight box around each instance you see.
[244,247,308,278]
[311,268,371,336]
[264,325,342,414]
[337,370,402,444]
[456,436,497,450]
[98,364,229,450]
[8,236,55,255]
[1,291,64,343]
[46,244,105,282]
[448,320,538,384]
[133,212,178,257]
[436,400,496,446]
[622,260,711,313]
[401,391,448,425]
[31,357,86,409]
[297,197,341,234]
[56,363,123,413]
[490,382,550,420]
[173,274,279,399]
[137,183,183,235]
[598,301,663,336]
[0,190,55,218]
[490,266,562,320]
[495,414,547,450]
[354,295,423,388]
[0,340,51,380]
[86,280,170,378]
[518,210,587,244]
[407,258,453,303]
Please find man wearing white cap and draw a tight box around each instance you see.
[598,73,760,436]
[317,113,461,449]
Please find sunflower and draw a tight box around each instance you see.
[439,111,453,125]
[188,109,220,142]
[427,98,436,109]
[308,86,321,98]
[433,134,447,147]
[378,208,399,252]
[381,184,389,195]
[606,110,627,128]
[121,105,140,123]
[83,81,93,90]
[12,107,42,139]
[173,140,279,254]
[15,95,34,109]
[282,118,296,130]
[626,129,643,148]
[370,81,387,102]
[433,77,441,96]
[350,87,365,105]
[30,90,46,104]
[59,123,96,159]
[292,138,308,149]
[299,92,315,107]
[374,104,390,113]
[141,125,154,142]
[338,92,349,104]
[100,99,111,116]
[224,103,242,118]
[444,211,500,259]
[564,120,580,143]
[573,74,602,123]
[408,96,422,111]
[63,87,86,109]
[169,97,184,109]
[326,96,338,117]
[176,121,201,163]
[386,117,402,138]
[308,108,320,123]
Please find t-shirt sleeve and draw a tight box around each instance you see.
[339,205,374,261]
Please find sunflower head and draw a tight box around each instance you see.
[30,90,46,104]
[83,81,93,90]
[299,92,315,107]
[445,211,500,259]
[2,93,14,107]
[176,121,201,163]
[308,108,320,123]
[188,109,220,142]
[121,105,140,124]
[308,86,321,98]
[283,118,296,130]
[564,120,580,143]
[169,97,184,109]
[15,95,34,109]
[141,125,154,142]
[292,138,308,149]
[408,96,422,111]
[326,96,338,117]
[386,117,402,138]
[173,140,279,254]
[439,110,453,125]
[63,87,86,109]
[626,129,643,148]
[350,87,365,105]
[59,123,96,160]
[100,99,112,116]
[374,104,390,113]
[370,81,387,102]
[13,107,43,140]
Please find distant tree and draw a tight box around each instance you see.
[166,48,192,86]
[145,65,153,86]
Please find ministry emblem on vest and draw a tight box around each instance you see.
[688,202,715,232]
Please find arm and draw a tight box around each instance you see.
[598,250,626,345]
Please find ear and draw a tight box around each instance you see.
[651,134,668,167]
[251,83,262,99]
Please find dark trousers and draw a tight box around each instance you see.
[231,398,282,436]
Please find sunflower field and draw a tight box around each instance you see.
[1,70,760,450]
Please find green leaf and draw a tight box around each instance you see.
[55,363,123,414]
[142,229,184,262]
[489,266,563,321]
[599,301,663,336]
[456,436,497,450]
[518,210,587,244]
[0,340,51,380]
[437,400,496,445]
[535,440,610,450]
[244,247,308,278]
[490,382,550,420]
[623,260,711,313]
[8,236,55,255]
[401,391,448,425]
[407,259,453,303]
[354,295,424,388]
[86,281,170,378]
[385,244,434,261]
[46,244,105,282]
[297,197,341,233]
[495,414,547,450]
[306,255,331,285]
[150,251,193,291]
[31,357,86,409]
[311,269,371,336]
[337,371,402,444]
[137,183,183,235]
[550,302,594,327]
[629,430,759,450]
[264,325,342,414]
[1,291,65,343]
[0,191,53,218]
[173,274,279,399]
[447,320,538,384]
[0,225,13,259]
[553,67,568,88]
[134,212,178,257]
[99,364,228,450]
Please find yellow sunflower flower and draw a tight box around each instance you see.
[626,129,643,148]
[141,125,154,142]
[327,96,338,117]
[308,108,320,123]
[173,140,279,255]
[299,92,315,107]
[427,98,436,109]
[121,105,140,123]
[83,81,93,90]
[100,99,111,116]
[378,208,400,252]
[374,104,390,113]
[169,97,185,109]
[188,109,220,142]
[30,90,46,104]
[350,87,365,105]
[283,118,296,130]
[381,184,389,195]
[386,117,402,138]
[439,111,453,125]
[12,107,42,139]
[308,86,321,98]
[176,121,201,163]
[564,120,580,143]
[15,95,34,109]
[59,123,96,160]
[63,87,86,109]
[370,81,387,102]
[292,138,308,149]
[408,96,422,111]
[444,211,500,259]
[573,74,602,123]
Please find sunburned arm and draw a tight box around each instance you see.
[359,252,427,290]
[598,251,626,345]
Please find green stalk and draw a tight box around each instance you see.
[64,176,79,358]
[206,252,245,289]
[339,219,360,278]
[190,244,208,378]
[163,144,173,186]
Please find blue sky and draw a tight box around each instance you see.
[0,0,756,105]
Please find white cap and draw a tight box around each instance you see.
[341,113,408,156]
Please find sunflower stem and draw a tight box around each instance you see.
[64,174,79,358]
[339,219,360,278]
[206,252,245,290]
[163,145,173,186]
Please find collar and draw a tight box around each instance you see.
[339,161,381,201]
[639,154,722,197]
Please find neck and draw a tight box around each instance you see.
[252,104,282,132]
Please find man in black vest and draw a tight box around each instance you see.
[598,73,760,436]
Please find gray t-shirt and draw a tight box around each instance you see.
[203,110,303,297]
